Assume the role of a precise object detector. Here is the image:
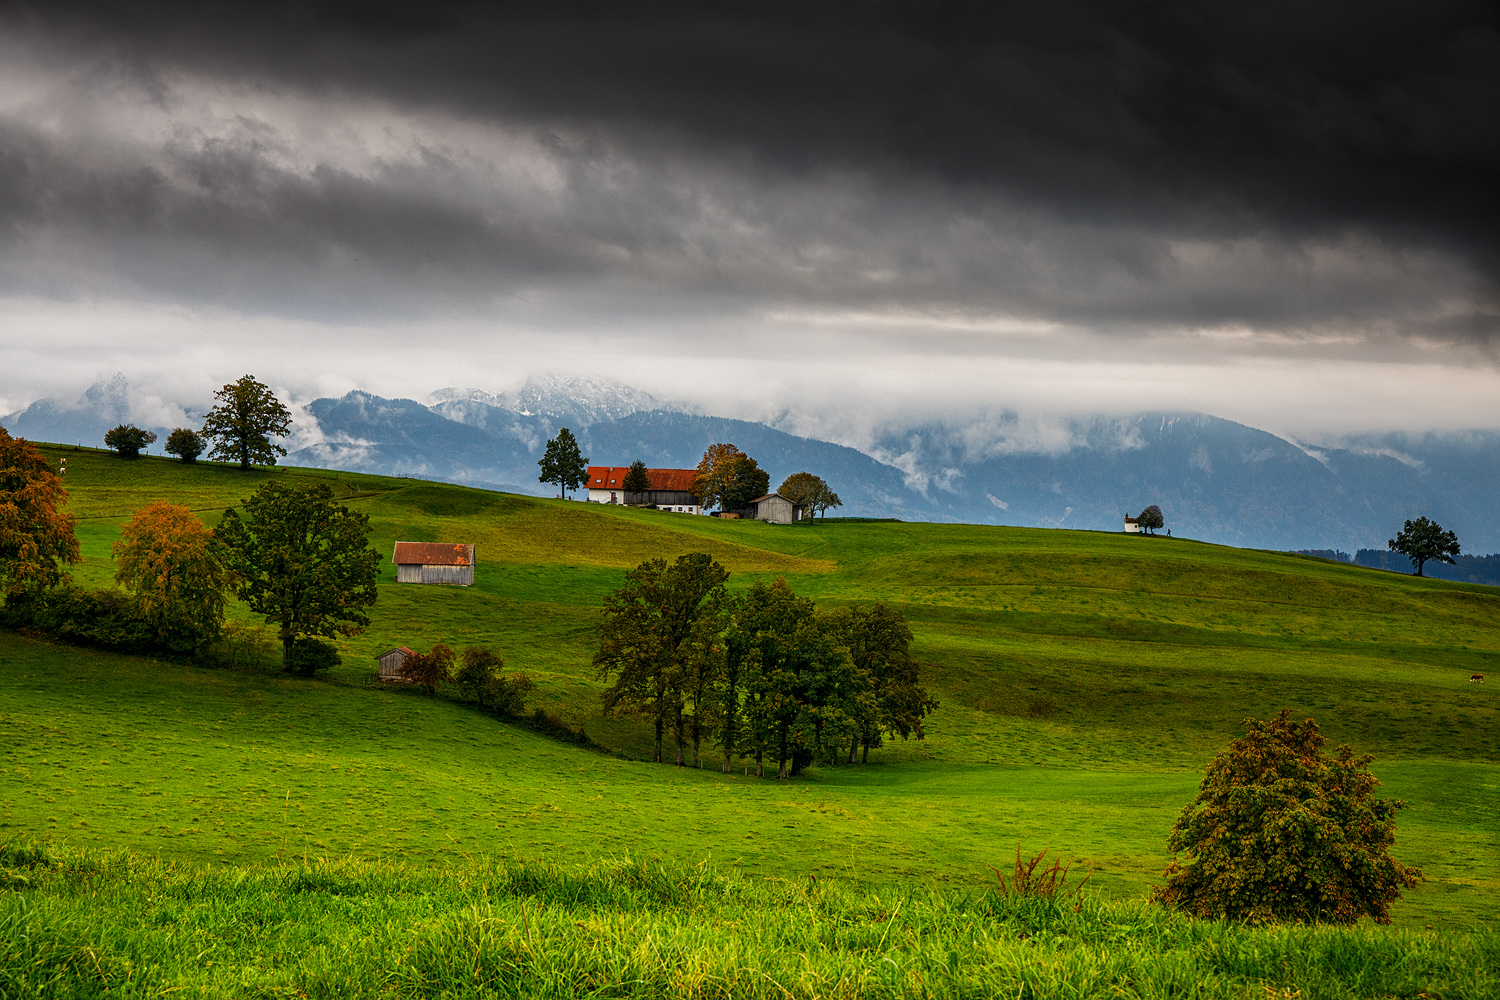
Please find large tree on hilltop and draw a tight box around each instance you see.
[1388,516,1459,577]
[201,375,294,470]
[0,428,80,598]
[214,481,379,670]
[538,428,589,499]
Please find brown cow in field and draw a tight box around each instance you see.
[1472,674,1485,683]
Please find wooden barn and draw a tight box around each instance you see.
[376,646,416,682]
[746,493,804,524]
[392,541,476,585]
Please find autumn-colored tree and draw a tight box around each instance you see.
[778,471,842,519]
[694,443,770,512]
[112,500,228,650]
[201,375,294,470]
[164,428,205,462]
[0,427,80,598]
[1152,710,1422,924]
[400,643,455,694]
[104,424,156,459]
[214,481,380,669]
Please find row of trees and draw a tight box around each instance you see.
[594,553,935,777]
[103,374,294,469]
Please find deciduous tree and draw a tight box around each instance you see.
[112,500,227,650]
[823,603,937,762]
[164,428,204,463]
[1137,504,1164,534]
[1388,516,1459,577]
[452,646,535,714]
[694,444,770,513]
[401,643,455,694]
[201,375,293,470]
[594,552,729,763]
[778,472,842,519]
[0,427,79,598]
[1152,710,1422,924]
[104,424,156,459]
[538,428,589,498]
[213,481,380,669]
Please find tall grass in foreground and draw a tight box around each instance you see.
[2,843,1494,999]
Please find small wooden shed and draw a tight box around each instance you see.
[392,541,476,585]
[748,493,804,524]
[377,646,417,682]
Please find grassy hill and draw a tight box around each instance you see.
[3,445,1497,932]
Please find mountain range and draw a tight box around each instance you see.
[5,374,1499,554]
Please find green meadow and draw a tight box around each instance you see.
[3,444,1498,966]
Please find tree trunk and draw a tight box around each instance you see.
[848,736,857,764]
[862,741,869,764]
[281,629,294,671]
[755,751,763,778]
[654,719,663,763]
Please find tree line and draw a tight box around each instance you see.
[593,553,935,777]
[104,374,295,468]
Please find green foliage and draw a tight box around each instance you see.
[537,427,589,498]
[452,645,534,715]
[201,374,293,470]
[1154,710,1423,925]
[822,602,936,761]
[1388,516,1460,577]
[621,460,651,495]
[400,642,455,694]
[778,471,842,519]
[213,481,380,669]
[694,443,771,512]
[163,427,204,462]
[103,424,156,459]
[2,586,154,651]
[595,552,730,764]
[1138,504,1164,533]
[0,427,79,597]
[286,636,342,676]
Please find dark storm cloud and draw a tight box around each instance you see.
[2,0,1498,338]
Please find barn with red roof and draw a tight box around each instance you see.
[392,541,475,585]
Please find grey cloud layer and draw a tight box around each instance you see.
[1,1,1497,344]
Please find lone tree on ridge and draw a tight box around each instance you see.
[1137,504,1164,535]
[164,427,205,463]
[104,424,156,459]
[201,375,294,470]
[1388,516,1459,577]
[778,471,842,519]
[538,428,589,499]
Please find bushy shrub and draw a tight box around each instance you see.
[400,643,454,694]
[3,586,153,652]
[451,645,535,715]
[1152,710,1422,924]
[104,424,156,458]
[286,637,341,676]
[164,428,205,462]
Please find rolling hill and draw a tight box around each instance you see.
[2,445,1496,933]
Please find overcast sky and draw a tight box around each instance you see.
[2,1,1498,443]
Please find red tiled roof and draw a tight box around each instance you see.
[586,466,698,492]
[392,541,474,566]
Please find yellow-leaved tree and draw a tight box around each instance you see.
[113,500,228,652]
[0,427,79,599]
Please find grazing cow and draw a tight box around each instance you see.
[57,458,67,475]
[1471,674,1484,683]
